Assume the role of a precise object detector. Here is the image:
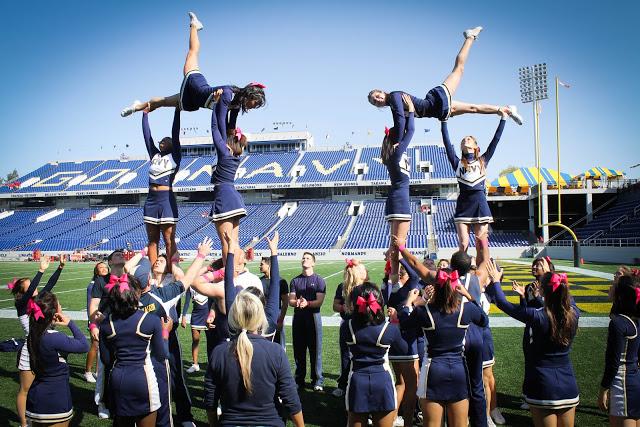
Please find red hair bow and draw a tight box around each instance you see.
[249,82,266,89]
[345,258,355,268]
[436,269,460,289]
[384,126,390,136]
[635,287,640,305]
[235,128,243,141]
[356,293,381,315]
[27,299,44,321]
[7,277,17,290]
[549,273,568,292]
[631,268,640,277]
[384,259,391,276]
[106,274,130,293]
[544,256,552,264]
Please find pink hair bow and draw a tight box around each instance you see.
[345,258,355,268]
[249,82,266,89]
[631,268,640,277]
[635,287,640,306]
[356,293,381,315]
[106,274,130,293]
[549,273,568,292]
[435,269,460,289]
[27,299,44,321]
[384,126,390,136]
[545,256,552,264]
[7,277,17,290]
[235,128,243,140]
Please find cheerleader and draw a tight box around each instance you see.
[99,274,172,427]
[205,291,304,427]
[84,262,109,384]
[381,96,415,282]
[485,263,580,427]
[385,257,422,427]
[121,12,265,119]
[9,256,64,427]
[209,94,249,265]
[441,109,511,252]
[368,27,522,124]
[25,292,89,426]
[333,259,369,397]
[181,286,209,373]
[141,108,181,267]
[399,267,488,427]
[598,272,640,426]
[341,282,409,427]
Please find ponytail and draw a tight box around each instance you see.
[342,259,367,313]
[541,272,577,346]
[380,129,396,165]
[228,292,268,395]
[27,292,59,375]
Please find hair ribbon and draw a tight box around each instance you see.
[549,273,568,292]
[356,293,381,314]
[27,299,44,321]
[435,269,460,290]
[106,274,130,293]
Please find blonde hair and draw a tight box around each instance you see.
[460,136,485,173]
[228,291,268,395]
[343,260,368,313]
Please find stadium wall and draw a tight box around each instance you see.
[545,246,640,265]
[0,247,531,262]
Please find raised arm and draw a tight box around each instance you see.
[42,257,65,293]
[224,251,236,316]
[441,121,460,170]
[216,89,232,136]
[211,96,228,155]
[264,232,281,332]
[481,118,506,165]
[17,259,49,308]
[399,257,419,286]
[142,112,160,158]
[171,108,182,165]
[484,281,536,324]
[181,237,213,290]
[395,240,436,283]
[388,92,407,140]
[396,112,415,155]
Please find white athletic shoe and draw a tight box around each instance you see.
[120,100,141,117]
[98,403,110,419]
[331,388,344,397]
[487,416,497,427]
[507,105,524,125]
[491,408,506,425]
[464,26,483,40]
[84,371,96,383]
[313,384,324,392]
[392,416,404,427]
[189,12,203,31]
[520,401,530,410]
[181,422,195,427]
[186,364,200,373]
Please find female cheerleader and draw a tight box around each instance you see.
[333,259,369,397]
[205,291,304,427]
[25,292,89,426]
[399,268,488,427]
[142,108,181,267]
[121,12,265,121]
[441,109,511,251]
[368,27,522,125]
[381,94,415,282]
[485,263,580,427]
[84,261,109,383]
[10,256,64,427]
[99,273,172,427]
[210,99,248,264]
[341,282,409,427]
[385,257,422,427]
[598,272,640,426]
[181,285,209,373]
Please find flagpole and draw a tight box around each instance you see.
[555,76,562,223]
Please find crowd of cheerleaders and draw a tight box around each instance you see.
[7,10,640,427]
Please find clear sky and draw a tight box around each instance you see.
[1,0,638,180]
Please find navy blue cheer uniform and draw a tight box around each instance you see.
[26,320,89,424]
[142,109,181,225]
[182,288,209,330]
[486,281,580,409]
[341,319,408,413]
[384,111,415,222]
[442,119,505,224]
[290,272,326,387]
[388,88,451,129]
[206,333,302,426]
[15,267,63,370]
[334,283,351,391]
[386,259,422,362]
[261,273,289,349]
[179,68,240,118]
[399,299,488,402]
[601,314,640,419]
[461,274,488,427]
[225,253,282,341]
[209,95,246,222]
[99,311,168,418]
[138,268,193,426]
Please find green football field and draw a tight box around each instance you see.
[0,260,614,426]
